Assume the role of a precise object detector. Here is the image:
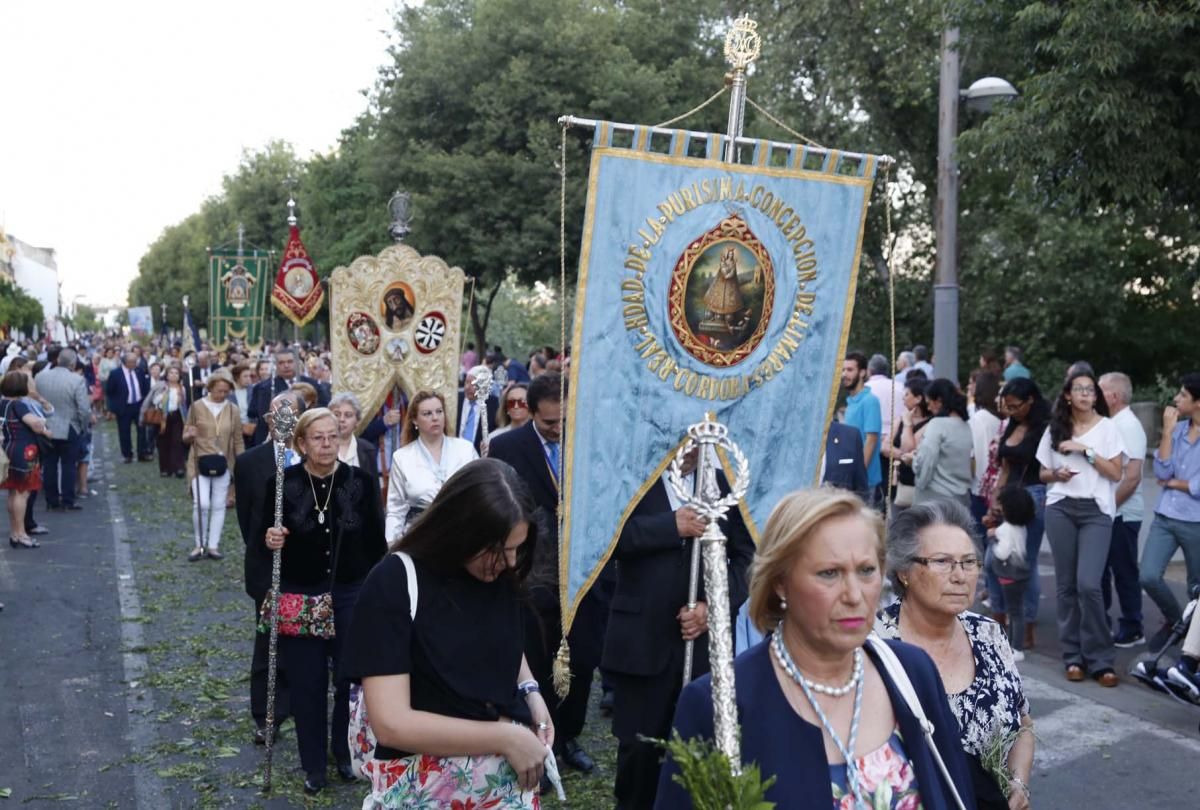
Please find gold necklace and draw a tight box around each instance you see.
[306,462,338,525]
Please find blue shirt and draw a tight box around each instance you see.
[844,388,883,487]
[1153,420,1200,522]
[1003,362,1031,382]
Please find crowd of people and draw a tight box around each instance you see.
[1,329,1197,810]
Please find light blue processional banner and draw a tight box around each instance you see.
[561,122,881,631]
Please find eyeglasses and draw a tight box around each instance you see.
[506,399,527,410]
[911,556,982,574]
[1070,386,1096,395]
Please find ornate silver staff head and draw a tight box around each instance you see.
[271,399,298,446]
[388,190,413,243]
[666,415,750,523]
[470,365,495,405]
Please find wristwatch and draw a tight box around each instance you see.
[1085,447,1096,465]
[517,680,541,698]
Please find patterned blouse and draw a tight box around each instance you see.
[830,731,922,810]
[876,604,1029,758]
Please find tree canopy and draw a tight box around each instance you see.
[0,280,44,335]
[129,0,1200,385]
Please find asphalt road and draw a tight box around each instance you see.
[1,428,1198,809]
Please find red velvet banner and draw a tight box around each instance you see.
[271,225,324,326]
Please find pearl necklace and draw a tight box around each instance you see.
[771,631,868,810]
[771,631,864,696]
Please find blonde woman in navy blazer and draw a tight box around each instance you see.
[656,488,974,810]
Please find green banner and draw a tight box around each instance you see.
[208,249,271,349]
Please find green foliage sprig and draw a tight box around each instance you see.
[651,732,776,810]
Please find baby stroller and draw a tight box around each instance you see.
[1130,584,1200,728]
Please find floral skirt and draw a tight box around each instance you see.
[361,752,539,810]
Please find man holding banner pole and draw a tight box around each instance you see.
[601,445,754,808]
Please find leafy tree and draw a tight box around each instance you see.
[70,303,102,333]
[0,281,45,334]
[301,0,730,349]
[744,0,1200,385]
[129,141,303,333]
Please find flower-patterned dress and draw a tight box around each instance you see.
[876,604,1029,759]
[830,731,923,810]
[363,752,538,809]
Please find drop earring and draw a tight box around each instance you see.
[779,596,788,610]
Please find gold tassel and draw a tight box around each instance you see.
[552,637,572,699]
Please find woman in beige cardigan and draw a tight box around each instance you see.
[182,368,244,561]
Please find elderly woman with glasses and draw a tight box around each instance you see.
[878,500,1034,810]
[328,392,381,479]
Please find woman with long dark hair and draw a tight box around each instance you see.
[1036,369,1125,685]
[996,378,1052,646]
[882,377,932,510]
[341,458,553,808]
[913,379,974,506]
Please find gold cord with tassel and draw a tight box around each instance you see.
[552,638,572,698]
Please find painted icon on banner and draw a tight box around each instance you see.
[414,312,447,354]
[381,283,416,330]
[347,311,381,356]
[387,337,410,361]
[283,264,315,298]
[221,263,257,312]
[667,216,775,367]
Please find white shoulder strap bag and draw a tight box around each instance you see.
[394,550,418,619]
[866,634,968,810]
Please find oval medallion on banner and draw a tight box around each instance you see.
[346,311,381,356]
[414,312,447,354]
[666,215,775,367]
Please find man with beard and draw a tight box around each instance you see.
[841,351,883,506]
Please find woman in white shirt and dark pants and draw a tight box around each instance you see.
[385,391,478,541]
[1036,369,1126,685]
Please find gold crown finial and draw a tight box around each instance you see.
[724,15,762,72]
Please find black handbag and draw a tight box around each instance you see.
[197,453,228,477]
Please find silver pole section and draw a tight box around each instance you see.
[262,400,297,794]
[934,27,961,384]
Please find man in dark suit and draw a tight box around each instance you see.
[105,351,151,462]
[601,449,755,809]
[185,350,218,404]
[456,365,498,453]
[234,390,304,742]
[245,348,324,447]
[823,420,869,497]
[489,372,603,774]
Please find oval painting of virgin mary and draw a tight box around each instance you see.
[667,216,774,367]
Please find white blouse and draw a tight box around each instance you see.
[1035,417,1126,517]
[385,436,478,541]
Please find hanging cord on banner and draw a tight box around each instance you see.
[884,162,897,505]
[461,276,477,359]
[652,86,729,129]
[552,123,572,699]
[744,96,825,148]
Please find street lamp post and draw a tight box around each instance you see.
[933,28,1016,384]
[933,27,962,383]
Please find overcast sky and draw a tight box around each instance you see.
[1,0,394,309]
